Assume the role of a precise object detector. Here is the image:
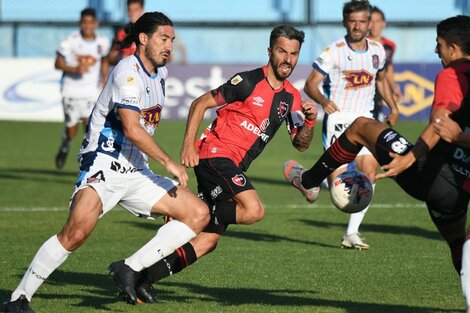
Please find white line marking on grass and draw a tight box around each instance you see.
[0,202,426,212]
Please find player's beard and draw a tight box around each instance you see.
[348,29,367,43]
[271,58,294,81]
[144,44,169,68]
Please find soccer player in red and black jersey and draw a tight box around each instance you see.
[284,15,470,309]
[368,6,402,121]
[122,24,318,302]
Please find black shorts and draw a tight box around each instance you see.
[194,157,255,233]
[374,128,469,225]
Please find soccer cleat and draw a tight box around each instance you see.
[4,295,36,313]
[283,160,320,202]
[341,233,370,250]
[108,260,140,304]
[135,283,156,303]
[55,150,68,169]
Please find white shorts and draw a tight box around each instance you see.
[72,155,178,217]
[62,97,95,127]
[323,111,373,157]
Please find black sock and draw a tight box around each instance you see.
[450,237,465,273]
[140,242,197,285]
[301,133,362,189]
[211,201,237,225]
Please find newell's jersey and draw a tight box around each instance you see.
[57,31,110,98]
[197,66,306,171]
[428,61,470,192]
[313,37,386,114]
[79,55,167,170]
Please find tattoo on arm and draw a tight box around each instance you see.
[293,126,314,151]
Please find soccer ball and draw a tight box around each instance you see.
[330,171,373,213]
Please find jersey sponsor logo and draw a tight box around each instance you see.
[252,96,264,107]
[87,170,106,184]
[343,70,374,90]
[141,104,162,128]
[453,148,470,163]
[383,130,398,142]
[230,75,243,85]
[334,123,347,132]
[231,174,246,187]
[240,120,270,142]
[110,161,139,174]
[372,54,379,69]
[390,137,411,155]
[210,185,223,199]
[278,101,289,119]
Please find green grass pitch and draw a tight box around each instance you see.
[0,119,465,312]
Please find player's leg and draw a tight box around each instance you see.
[109,172,209,304]
[6,187,102,312]
[341,154,377,250]
[56,97,79,169]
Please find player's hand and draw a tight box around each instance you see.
[75,63,89,74]
[165,159,189,188]
[376,152,414,179]
[393,84,402,102]
[433,115,461,143]
[386,109,399,127]
[301,99,317,122]
[180,144,200,168]
[322,100,339,115]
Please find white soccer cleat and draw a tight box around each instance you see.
[341,233,369,250]
[283,160,320,203]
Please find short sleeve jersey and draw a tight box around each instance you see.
[428,61,470,192]
[57,31,110,98]
[79,54,167,170]
[197,66,305,171]
[313,37,386,114]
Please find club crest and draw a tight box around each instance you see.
[231,174,246,187]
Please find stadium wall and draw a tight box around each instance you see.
[0,58,440,122]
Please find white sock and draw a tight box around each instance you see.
[461,240,470,308]
[125,220,196,272]
[11,235,70,302]
[346,184,375,236]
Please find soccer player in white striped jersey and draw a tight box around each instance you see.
[303,0,399,250]
[54,8,110,169]
[4,12,209,312]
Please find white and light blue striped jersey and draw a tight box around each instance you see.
[57,31,110,99]
[313,37,386,114]
[78,54,168,170]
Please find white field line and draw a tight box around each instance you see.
[0,202,426,212]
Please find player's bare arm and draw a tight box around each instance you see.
[433,114,470,147]
[181,92,219,167]
[304,69,339,114]
[376,70,399,126]
[119,107,189,187]
[377,108,448,179]
[54,54,88,74]
[99,55,109,87]
[291,99,317,151]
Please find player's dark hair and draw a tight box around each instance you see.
[80,8,96,20]
[437,15,470,55]
[270,24,305,48]
[343,0,372,21]
[371,6,385,21]
[117,11,173,50]
[127,0,144,7]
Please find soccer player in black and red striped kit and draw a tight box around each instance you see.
[285,15,470,309]
[111,24,318,302]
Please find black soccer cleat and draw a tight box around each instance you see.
[108,260,140,305]
[55,150,68,169]
[135,283,156,303]
[4,295,36,313]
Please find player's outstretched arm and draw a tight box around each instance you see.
[181,92,218,167]
[119,107,189,187]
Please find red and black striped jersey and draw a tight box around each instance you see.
[197,66,306,171]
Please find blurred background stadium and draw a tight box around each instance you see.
[0,0,469,121]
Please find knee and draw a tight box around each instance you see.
[241,202,265,224]
[190,200,211,231]
[58,228,88,251]
[364,171,376,184]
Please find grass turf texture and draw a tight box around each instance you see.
[0,120,464,312]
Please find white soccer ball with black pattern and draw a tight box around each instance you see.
[329,171,373,213]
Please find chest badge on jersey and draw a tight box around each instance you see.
[277,101,289,119]
[231,174,246,187]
